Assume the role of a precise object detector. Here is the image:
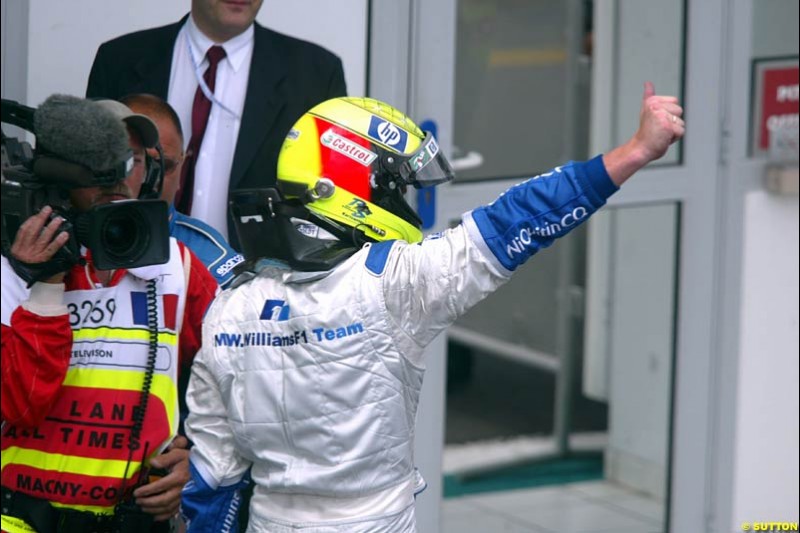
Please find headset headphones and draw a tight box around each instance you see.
[83,97,165,200]
[138,142,165,200]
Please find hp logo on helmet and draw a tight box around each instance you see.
[368,116,408,151]
[378,122,400,145]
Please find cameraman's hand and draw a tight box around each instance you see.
[134,436,191,522]
[10,206,70,283]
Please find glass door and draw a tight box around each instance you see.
[369,1,722,531]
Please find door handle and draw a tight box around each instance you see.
[451,150,484,171]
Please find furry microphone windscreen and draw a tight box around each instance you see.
[34,94,130,173]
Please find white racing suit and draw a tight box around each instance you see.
[182,156,618,532]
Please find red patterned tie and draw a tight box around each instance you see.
[176,45,227,215]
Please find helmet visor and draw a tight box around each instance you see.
[398,133,455,188]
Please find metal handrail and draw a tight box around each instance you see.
[446,326,560,373]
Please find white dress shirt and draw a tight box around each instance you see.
[168,15,254,239]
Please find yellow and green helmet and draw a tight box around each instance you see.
[277,97,455,244]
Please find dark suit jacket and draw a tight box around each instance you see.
[87,17,347,249]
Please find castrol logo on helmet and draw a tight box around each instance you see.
[321,129,377,166]
[368,116,408,151]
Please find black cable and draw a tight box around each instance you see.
[117,278,160,505]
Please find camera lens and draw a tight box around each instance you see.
[100,205,150,263]
[73,200,168,270]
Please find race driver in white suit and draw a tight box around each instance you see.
[181,84,684,532]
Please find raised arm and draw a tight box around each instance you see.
[380,82,684,359]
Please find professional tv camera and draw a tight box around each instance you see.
[1,96,169,284]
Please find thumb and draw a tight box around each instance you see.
[167,435,189,451]
[148,454,167,469]
[643,81,655,101]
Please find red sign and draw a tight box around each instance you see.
[758,65,799,150]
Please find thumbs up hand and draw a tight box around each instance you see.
[633,81,685,163]
[601,82,685,186]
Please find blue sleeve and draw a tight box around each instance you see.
[170,212,245,288]
[181,461,249,533]
[464,155,618,273]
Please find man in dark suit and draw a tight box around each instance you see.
[87,0,346,249]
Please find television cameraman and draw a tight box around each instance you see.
[120,93,245,289]
[1,95,219,533]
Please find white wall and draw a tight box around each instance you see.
[731,191,799,525]
[12,0,366,108]
[720,1,800,530]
